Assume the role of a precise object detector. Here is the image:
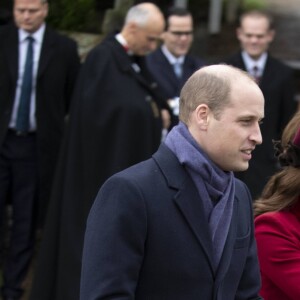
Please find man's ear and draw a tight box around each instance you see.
[236,27,242,41]
[127,22,138,34]
[195,104,210,130]
[160,31,167,41]
[267,29,275,43]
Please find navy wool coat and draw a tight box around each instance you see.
[81,144,263,300]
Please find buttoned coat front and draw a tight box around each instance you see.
[81,144,263,300]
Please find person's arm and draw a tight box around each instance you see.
[234,181,264,300]
[255,213,300,298]
[80,175,147,300]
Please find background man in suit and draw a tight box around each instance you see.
[29,3,167,300]
[146,7,204,118]
[0,0,80,299]
[81,64,264,300]
[225,10,297,199]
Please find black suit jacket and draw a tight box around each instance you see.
[226,52,297,198]
[0,24,80,220]
[81,144,263,300]
[146,47,205,99]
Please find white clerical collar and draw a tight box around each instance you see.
[161,44,185,65]
[19,23,46,44]
[241,51,267,76]
[115,33,133,55]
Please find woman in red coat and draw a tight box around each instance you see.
[254,111,300,300]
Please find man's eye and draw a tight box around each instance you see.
[241,120,251,125]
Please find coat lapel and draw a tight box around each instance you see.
[174,182,215,273]
[259,55,273,89]
[156,49,182,93]
[5,26,19,84]
[37,26,55,78]
[153,144,215,273]
[110,38,163,95]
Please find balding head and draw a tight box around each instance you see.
[179,64,264,172]
[121,2,165,55]
[125,3,164,27]
[179,64,257,124]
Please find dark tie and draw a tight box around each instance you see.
[16,36,34,133]
[252,65,261,84]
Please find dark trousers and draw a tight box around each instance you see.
[0,130,38,299]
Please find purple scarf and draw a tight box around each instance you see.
[164,122,235,270]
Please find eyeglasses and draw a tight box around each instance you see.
[168,31,193,36]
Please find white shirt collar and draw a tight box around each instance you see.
[241,51,267,76]
[115,33,128,47]
[115,33,134,55]
[161,45,185,65]
[19,23,46,44]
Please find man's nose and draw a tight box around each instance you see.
[23,11,31,18]
[250,123,263,145]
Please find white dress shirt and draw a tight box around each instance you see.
[161,44,185,74]
[9,24,46,131]
[241,51,267,78]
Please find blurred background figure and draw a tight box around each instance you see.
[146,6,205,122]
[254,110,300,300]
[224,10,297,199]
[0,0,80,299]
[29,3,167,300]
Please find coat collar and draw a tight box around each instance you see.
[37,25,56,78]
[107,37,158,93]
[153,143,241,280]
[153,144,213,274]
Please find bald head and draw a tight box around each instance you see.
[179,64,258,123]
[125,3,164,27]
[121,2,165,55]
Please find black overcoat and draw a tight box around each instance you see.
[0,24,80,221]
[81,144,263,300]
[30,36,164,300]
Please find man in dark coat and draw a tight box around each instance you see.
[146,7,204,119]
[225,10,297,199]
[0,0,80,299]
[30,3,167,300]
[81,65,264,300]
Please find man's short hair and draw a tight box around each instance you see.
[179,65,254,123]
[239,10,274,30]
[165,7,192,30]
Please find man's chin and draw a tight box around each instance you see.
[235,163,249,173]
